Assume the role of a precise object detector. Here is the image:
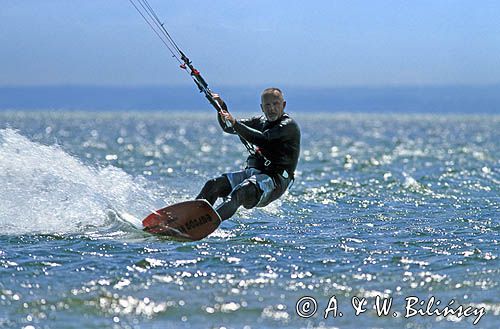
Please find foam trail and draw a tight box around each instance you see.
[0,129,160,236]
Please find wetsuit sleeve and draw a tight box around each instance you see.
[218,115,261,134]
[233,118,295,147]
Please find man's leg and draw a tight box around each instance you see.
[196,176,232,206]
[216,180,262,221]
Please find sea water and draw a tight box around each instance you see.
[0,111,498,328]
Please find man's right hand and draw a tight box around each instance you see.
[211,93,236,126]
[219,108,235,126]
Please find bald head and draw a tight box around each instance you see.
[260,87,286,122]
[261,87,284,101]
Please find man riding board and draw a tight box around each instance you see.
[196,87,301,221]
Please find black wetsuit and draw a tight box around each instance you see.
[197,112,300,221]
[217,113,301,201]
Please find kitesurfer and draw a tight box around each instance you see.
[196,88,301,221]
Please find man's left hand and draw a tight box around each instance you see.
[220,109,236,125]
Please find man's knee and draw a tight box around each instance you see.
[204,176,231,194]
[196,175,231,204]
[232,180,262,209]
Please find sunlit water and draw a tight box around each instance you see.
[0,111,499,329]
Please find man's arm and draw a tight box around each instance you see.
[214,94,260,134]
[217,110,237,134]
[232,119,295,147]
[210,94,236,134]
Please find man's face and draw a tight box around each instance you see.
[261,92,286,122]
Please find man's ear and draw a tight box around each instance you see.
[283,101,287,110]
[260,104,264,112]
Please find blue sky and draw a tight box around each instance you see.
[1,0,500,87]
